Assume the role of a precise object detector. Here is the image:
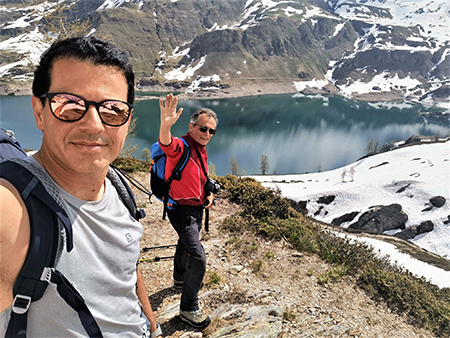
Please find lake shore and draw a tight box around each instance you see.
[2,80,448,108]
[0,80,411,102]
[138,81,410,102]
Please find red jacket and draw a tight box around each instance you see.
[159,133,209,206]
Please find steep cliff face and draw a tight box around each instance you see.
[0,0,448,103]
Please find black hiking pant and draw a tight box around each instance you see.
[167,205,206,312]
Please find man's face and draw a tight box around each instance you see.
[189,114,216,146]
[32,58,131,175]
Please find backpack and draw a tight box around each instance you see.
[0,128,28,160]
[0,129,147,338]
[150,138,190,220]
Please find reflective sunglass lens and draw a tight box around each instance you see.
[99,101,130,125]
[46,93,130,126]
[198,126,216,135]
[50,94,85,121]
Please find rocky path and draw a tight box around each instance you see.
[132,172,435,338]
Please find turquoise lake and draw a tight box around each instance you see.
[1,93,448,176]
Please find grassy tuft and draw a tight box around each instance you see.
[205,270,222,286]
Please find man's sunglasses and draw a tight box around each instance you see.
[40,92,132,127]
[196,124,216,135]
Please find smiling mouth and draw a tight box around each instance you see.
[73,142,106,150]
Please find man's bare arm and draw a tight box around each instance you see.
[0,179,30,312]
[136,267,158,333]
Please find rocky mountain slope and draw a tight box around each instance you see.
[132,173,444,338]
[133,175,440,337]
[1,0,448,105]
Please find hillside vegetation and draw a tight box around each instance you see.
[215,174,450,337]
[118,158,450,337]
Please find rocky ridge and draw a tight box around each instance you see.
[1,0,448,105]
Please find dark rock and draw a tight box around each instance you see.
[404,135,422,144]
[332,212,359,226]
[298,71,310,79]
[396,183,411,193]
[368,161,389,170]
[395,220,434,240]
[417,220,434,233]
[349,204,408,233]
[443,215,450,225]
[317,195,335,205]
[289,199,307,214]
[430,196,446,208]
[422,206,433,212]
[314,206,324,216]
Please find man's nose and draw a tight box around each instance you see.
[79,105,104,131]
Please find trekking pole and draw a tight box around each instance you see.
[111,164,153,198]
[141,244,177,252]
[138,256,174,263]
[204,208,209,233]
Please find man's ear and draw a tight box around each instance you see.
[188,122,194,133]
[31,96,45,131]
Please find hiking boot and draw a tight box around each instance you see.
[179,309,211,329]
[173,279,183,290]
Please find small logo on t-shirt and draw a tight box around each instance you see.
[125,232,134,243]
[124,232,136,248]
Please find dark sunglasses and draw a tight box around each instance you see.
[40,92,132,127]
[196,124,216,135]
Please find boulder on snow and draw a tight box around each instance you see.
[444,215,450,225]
[331,211,359,226]
[317,195,335,205]
[349,204,408,233]
[395,220,434,240]
[430,196,446,208]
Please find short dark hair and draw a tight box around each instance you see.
[190,108,218,126]
[33,37,135,104]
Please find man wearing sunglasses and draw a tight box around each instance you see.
[0,37,161,337]
[158,94,218,329]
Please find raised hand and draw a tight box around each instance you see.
[159,93,183,145]
[159,93,183,128]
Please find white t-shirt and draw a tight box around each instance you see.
[1,159,145,337]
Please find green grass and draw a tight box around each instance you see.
[216,174,450,337]
[113,156,151,172]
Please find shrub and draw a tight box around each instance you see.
[205,271,222,286]
[251,259,264,273]
[113,156,151,172]
[360,267,450,335]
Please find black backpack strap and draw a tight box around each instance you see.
[108,165,148,220]
[7,268,103,338]
[0,161,102,338]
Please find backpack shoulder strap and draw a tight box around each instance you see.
[0,160,102,338]
[108,165,148,220]
[0,129,28,160]
[162,138,190,219]
[170,137,190,181]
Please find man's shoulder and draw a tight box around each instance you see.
[160,136,187,155]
